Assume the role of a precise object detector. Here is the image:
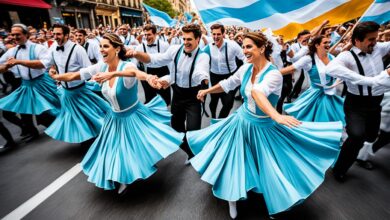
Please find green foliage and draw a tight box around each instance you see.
[143,0,178,18]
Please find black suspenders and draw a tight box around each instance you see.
[173,46,200,87]
[54,44,77,89]
[224,42,231,74]
[209,42,232,74]
[350,50,372,96]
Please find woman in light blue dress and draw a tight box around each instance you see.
[282,36,345,124]
[54,33,182,193]
[193,32,343,218]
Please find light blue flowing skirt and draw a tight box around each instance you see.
[284,86,345,125]
[187,106,342,215]
[0,74,60,115]
[85,81,102,92]
[45,85,110,143]
[82,96,183,190]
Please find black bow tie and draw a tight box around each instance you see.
[19,45,26,49]
[183,51,192,57]
[147,44,156,47]
[56,46,65,52]
[358,52,366,56]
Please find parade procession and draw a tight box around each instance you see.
[0,0,389,219]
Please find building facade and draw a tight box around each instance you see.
[0,0,145,30]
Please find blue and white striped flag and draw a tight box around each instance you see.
[143,3,176,27]
[192,0,373,40]
[360,0,390,24]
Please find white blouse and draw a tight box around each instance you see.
[80,60,137,111]
[220,62,283,113]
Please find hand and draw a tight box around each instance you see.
[6,57,18,67]
[157,79,170,89]
[125,48,136,58]
[322,20,330,26]
[274,115,301,128]
[146,75,161,89]
[197,89,208,102]
[92,72,114,83]
[48,68,58,79]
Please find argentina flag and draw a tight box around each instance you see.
[143,3,176,27]
[360,0,390,24]
[193,0,373,39]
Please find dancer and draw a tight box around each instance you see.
[58,33,183,192]
[128,24,209,161]
[133,24,171,105]
[203,23,245,119]
[282,36,345,124]
[44,24,109,144]
[0,23,60,140]
[326,21,390,181]
[191,32,342,218]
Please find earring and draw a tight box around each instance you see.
[115,51,119,56]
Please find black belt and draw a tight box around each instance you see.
[63,82,85,90]
[345,91,384,109]
[172,84,200,101]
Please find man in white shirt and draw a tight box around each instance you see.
[287,30,310,101]
[128,24,210,159]
[203,23,245,118]
[118,24,139,48]
[326,21,390,181]
[0,23,60,140]
[75,29,102,64]
[133,24,171,105]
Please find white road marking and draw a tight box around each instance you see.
[2,163,82,220]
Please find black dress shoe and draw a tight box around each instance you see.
[22,134,40,143]
[0,141,16,149]
[356,159,374,170]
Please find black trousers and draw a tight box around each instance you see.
[288,71,305,99]
[277,75,293,113]
[209,72,236,118]
[171,85,202,157]
[0,121,14,143]
[333,93,383,175]
[141,66,171,105]
[373,130,390,153]
[3,72,21,92]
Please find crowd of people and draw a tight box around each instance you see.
[0,16,389,219]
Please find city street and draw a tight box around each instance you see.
[0,84,389,220]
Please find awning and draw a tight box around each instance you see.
[0,0,51,9]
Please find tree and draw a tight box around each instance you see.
[143,0,178,18]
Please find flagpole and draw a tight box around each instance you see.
[329,0,375,54]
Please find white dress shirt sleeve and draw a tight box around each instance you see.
[123,62,137,88]
[232,41,245,61]
[40,47,55,69]
[219,63,248,92]
[148,45,177,67]
[253,70,283,97]
[326,51,390,87]
[192,53,210,85]
[79,62,102,80]
[293,55,312,72]
[290,46,309,63]
[0,47,14,64]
